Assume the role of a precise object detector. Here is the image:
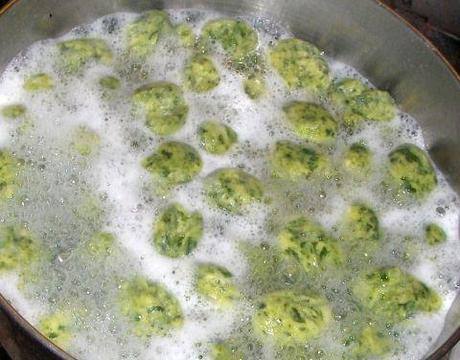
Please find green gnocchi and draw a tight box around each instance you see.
[353,267,442,322]
[270,38,330,92]
[270,140,324,180]
[0,150,22,200]
[279,217,342,272]
[204,168,264,213]
[58,38,112,73]
[126,10,171,58]
[118,276,184,337]
[153,203,203,258]
[201,19,258,62]
[195,263,240,305]
[0,225,40,272]
[198,121,237,155]
[132,82,189,136]
[184,55,220,93]
[387,144,437,198]
[24,73,54,92]
[283,101,338,143]
[142,141,202,188]
[253,289,332,344]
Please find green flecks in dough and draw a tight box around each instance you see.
[425,223,447,246]
[126,10,172,58]
[270,38,330,93]
[142,141,202,188]
[153,203,203,258]
[283,101,337,143]
[184,55,220,93]
[58,38,112,73]
[198,121,237,155]
[24,73,54,92]
[132,82,189,136]
[204,168,264,214]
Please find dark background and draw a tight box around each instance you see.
[0,0,458,359]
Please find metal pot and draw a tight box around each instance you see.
[0,0,459,359]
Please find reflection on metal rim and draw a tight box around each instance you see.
[0,0,458,359]
[0,293,75,359]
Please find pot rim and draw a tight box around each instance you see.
[0,0,458,359]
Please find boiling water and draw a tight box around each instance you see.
[0,9,459,360]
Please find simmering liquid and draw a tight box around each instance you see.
[0,9,458,360]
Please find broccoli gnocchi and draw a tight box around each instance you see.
[23,73,54,92]
[0,8,456,360]
[0,150,22,200]
[353,267,442,322]
[387,144,437,198]
[132,82,189,136]
[195,263,240,305]
[279,217,342,272]
[184,55,220,93]
[270,38,330,92]
[118,276,184,337]
[0,225,40,272]
[283,101,337,143]
[1,104,26,119]
[38,311,74,348]
[204,168,264,213]
[198,121,237,155]
[58,38,112,73]
[253,290,332,344]
[142,141,202,188]
[126,10,172,58]
[270,140,324,180]
[329,78,396,126]
[153,203,203,258]
[201,19,258,62]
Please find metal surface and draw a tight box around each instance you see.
[0,0,459,359]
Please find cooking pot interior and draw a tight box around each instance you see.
[0,0,459,359]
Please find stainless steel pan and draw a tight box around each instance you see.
[0,0,459,359]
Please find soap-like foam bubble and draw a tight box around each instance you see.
[0,8,458,360]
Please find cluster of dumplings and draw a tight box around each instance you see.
[0,9,454,360]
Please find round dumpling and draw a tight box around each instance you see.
[198,121,237,155]
[184,55,220,93]
[132,82,189,136]
[387,144,437,198]
[352,267,441,322]
[1,104,26,119]
[425,223,447,246]
[270,38,330,92]
[270,141,325,180]
[0,150,23,200]
[204,168,264,213]
[58,38,112,73]
[142,141,202,187]
[278,217,342,272]
[341,204,380,249]
[343,143,372,173]
[153,203,203,258]
[0,225,40,272]
[126,10,171,58]
[23,73,54,92]
[38,311,74,349]
[118,276,183,337]
[253,289,331,344]
[283,101,337,143]
[329,78,366,107]
[201,19,258,62]
[195,263,240,305]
